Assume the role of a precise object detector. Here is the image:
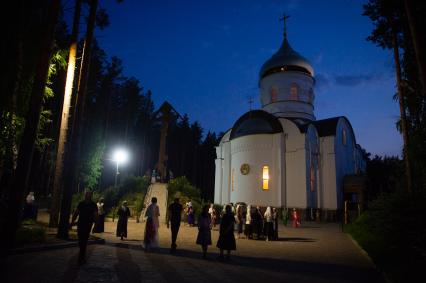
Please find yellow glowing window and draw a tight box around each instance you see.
[262,166,269,190]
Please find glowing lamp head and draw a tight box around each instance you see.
[113,149,129,165]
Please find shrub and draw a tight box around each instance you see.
[346,192,426,282]
[15,225,46,245]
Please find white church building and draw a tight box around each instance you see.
[214,32,366,220]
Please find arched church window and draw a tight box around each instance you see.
[290,83,299,100]
[342,129,347,145]
[270,86,278,102]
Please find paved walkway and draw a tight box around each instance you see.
[0,213,385,283]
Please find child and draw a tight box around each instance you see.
[292,208,300,228]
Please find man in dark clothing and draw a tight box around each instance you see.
[71,191,98,264]
[167,198,183,253]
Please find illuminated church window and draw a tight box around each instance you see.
[262,166,269,190]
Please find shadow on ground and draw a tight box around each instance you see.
[104,242,385,283]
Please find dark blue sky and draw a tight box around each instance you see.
[87,0,401,156]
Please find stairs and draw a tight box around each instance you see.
[141,183,168,223]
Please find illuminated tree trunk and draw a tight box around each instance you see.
[57,0,98,239]
[1,0,61,252]
[390,18,412,193]
[49,0,82,228]
[404,0,426,96]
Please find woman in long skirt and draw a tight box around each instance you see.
[245,205,253,239]
[272,207,279,240]
[93,198,106,233]
[196,205,212,259]
[216,204,236,259]
[116,201,131,240]
[263,206,274,241]
[144,197,160,251]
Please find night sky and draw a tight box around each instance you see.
[80,0,401,157]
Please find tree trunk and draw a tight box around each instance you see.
[1,0,61,253]
[57,0,98,239]
[390,18,412,193]
[49,0,82,228]
[404,0,426,96]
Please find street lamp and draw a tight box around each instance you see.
[112,148,129,187]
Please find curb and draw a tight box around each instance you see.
[10,238,105,255]
[345,233,392,283]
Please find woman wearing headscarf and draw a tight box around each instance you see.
[144,197,160,251]
[93,197,105,233]
[245,205,253,239]
[216,204,236,259]
[263,206,274,241]
[236,204,244,239]
[116,201,131,240]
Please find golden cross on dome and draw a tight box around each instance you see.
[279,13,290,39]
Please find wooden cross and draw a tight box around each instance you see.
[279,13,290,38]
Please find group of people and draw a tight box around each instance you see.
[166,198,236,259]
[70,191,302,264]
[237,205,280,241]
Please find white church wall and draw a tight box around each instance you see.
[220,141,232,204]
[229,134,282,207]
[320,136,337,209]
[278,119,306,208]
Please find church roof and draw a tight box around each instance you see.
[310,116,356,138]
[230,110,283,140]
[259,37,314,79]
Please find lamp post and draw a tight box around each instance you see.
[112,148,129,187]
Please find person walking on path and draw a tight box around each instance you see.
[217,204,236,259]
[196,205,212,259]
[92,198,105,233]
[116,201,131,240]
[144,197,160,251]
[167,198,183,253]
[263,206,274,241]
[70,191,98,265]
[292,208,301,228]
